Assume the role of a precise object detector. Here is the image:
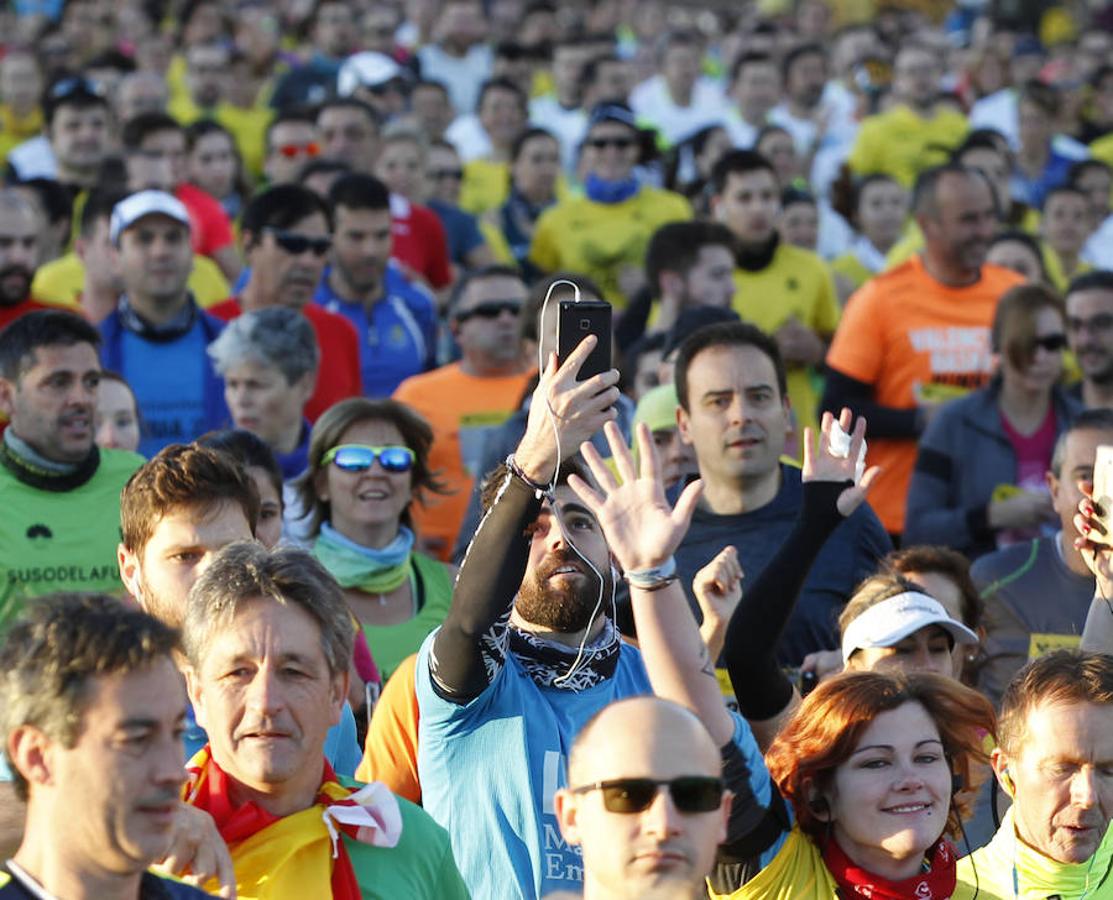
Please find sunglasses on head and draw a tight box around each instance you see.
[276,141,320,159]
[48,75,106,102]
[586,136,635,151]
[264,227,331,257]
[322,444,416,473]
[1032,333,1067,353]
[570,776,724,814]
[455,299,522,322]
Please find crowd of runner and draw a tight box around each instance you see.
[0,0,1112,897]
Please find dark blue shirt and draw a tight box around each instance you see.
[674,465,892,665]
[427,198,485,266]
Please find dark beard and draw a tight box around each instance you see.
[0,264,32,307]
[515,550,606,632]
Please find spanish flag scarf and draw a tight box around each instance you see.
[183,745,403,900]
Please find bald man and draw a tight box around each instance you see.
[553,697,732,900]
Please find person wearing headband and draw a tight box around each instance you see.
[840,582,980,678]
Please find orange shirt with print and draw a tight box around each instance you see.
[825,256,1024,535]
[393,362,534,560]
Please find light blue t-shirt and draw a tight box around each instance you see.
[416,629,655,898]
[416,628,782,898]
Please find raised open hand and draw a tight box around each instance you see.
[568,421,703,573]
[515,335,620,484]
[802,408,880,517]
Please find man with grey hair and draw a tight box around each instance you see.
[553,696,731,900]
[180,541,468,898]
[0,593,222,898]
[972,409,1113,706]
[208,306,319,478]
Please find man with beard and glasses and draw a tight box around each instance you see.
[0,595,215,900]
[407,336,780,898]
[0,310,143,630]
[313,173,437,398]
[117,442,362,775]
[823,164,1025,540]
[209,184,362,423]
[99,191,229,457]
[0,191,58,331]
[1065,270,1113,409]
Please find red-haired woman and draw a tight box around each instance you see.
[714,671,994,899]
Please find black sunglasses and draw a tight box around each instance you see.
[430,168,465,181]
[265,227,331,257]
[571,776,723,814]
[456,299,522,322]
[1032,333,1067,353]
[586,136,635,151]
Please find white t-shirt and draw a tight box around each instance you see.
[629,74,731,146]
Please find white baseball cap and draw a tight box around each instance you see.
[109,190,191,245]
[337,52,407,96]
[841,591,979,664]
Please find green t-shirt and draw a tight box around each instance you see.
[361,552,453,682]
[0,447,143,629]
[341,778,470,899]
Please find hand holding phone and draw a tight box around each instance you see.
[557,299,612,382]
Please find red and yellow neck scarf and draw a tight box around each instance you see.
[183,745,403,900]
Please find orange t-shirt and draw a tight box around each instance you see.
[825,256,1024,534]
[357,653,422,804]
[393,362,534,560]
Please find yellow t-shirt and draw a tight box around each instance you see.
[731,243,840,441]
[529,187,692,308]
[0,105,43,162]
[459,158,510,215]
[32,251,231,310]
[849,104,969,188]
[1042,244,1093,293]
[830,252,875,292]
[167,95,272,179]
[713,826,979,899]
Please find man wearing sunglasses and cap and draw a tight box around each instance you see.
[529,102,692,309]
[98,190,230,457]
[553,696,732,900]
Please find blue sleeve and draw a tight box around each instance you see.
[457,212,485,256]
[324,702,362,777]
[727,713,791,868]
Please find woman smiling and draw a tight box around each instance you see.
[299,397,452,686]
